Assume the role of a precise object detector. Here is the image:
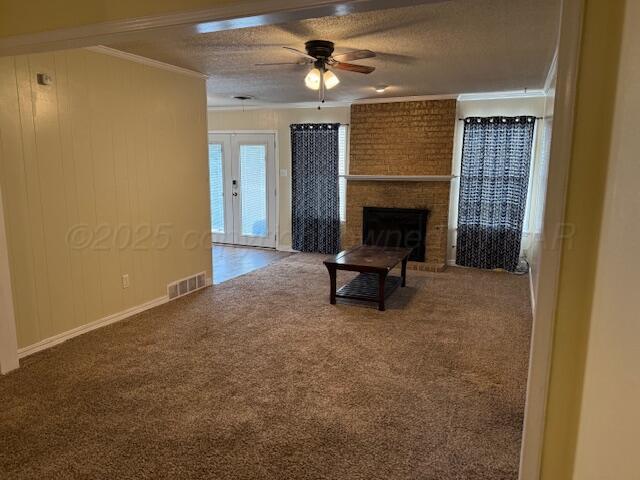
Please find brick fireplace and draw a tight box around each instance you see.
[343,99,457,271]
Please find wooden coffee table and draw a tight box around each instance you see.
[323,245,413,311]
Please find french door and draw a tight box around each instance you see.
[208,133,276,248]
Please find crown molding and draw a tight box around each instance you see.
[457,90,546,101]
[208,100,351,111]
[85,46,207,79]
[352,94,459,104]
[209,89,553,110]
[544,50,559,93]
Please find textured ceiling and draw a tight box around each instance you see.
[106,0,561,107]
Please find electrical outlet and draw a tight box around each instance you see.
[121,274,130,289]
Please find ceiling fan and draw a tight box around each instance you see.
[256,40,376,103]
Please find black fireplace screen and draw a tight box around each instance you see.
[362,207,429,262]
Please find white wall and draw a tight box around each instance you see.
[572,1,640,477]
[0,49,211,353]
[207,106,350,250]
[447,96,547,265]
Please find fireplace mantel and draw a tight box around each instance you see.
[341,175,456,182]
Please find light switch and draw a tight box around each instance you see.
[279,169,288,177]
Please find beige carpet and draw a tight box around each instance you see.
[0,254,532,479]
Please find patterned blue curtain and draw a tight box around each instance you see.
[456,116,536,272]
[291,123,340,254]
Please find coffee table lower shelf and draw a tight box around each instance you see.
[336,273,402,303]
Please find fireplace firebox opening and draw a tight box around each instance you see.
[362,207,429,262]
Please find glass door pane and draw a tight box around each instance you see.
[239,145,267,237]
[209,134,233,244]
[209,143,225,233]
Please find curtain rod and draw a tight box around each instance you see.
[458,117,543,120]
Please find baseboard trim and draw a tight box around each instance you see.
[18,295,170,359]
[276,245,298,253]
[529,269,536,316]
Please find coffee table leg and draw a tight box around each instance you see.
[401,257,408,287]
[378,271,387,311]
[327,266,337,305]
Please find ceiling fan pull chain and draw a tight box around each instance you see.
[320,67,325,107]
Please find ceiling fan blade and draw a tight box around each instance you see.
[333,62,376,74]
[332,49,376,62]
[282,46,316,61]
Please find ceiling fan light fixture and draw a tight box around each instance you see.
[375,85,388,93]
[305,67,321,90]
[323,70,340,89]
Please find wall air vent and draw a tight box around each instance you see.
[167,271,208,300]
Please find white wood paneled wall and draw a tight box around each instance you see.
[0,49,211,349]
